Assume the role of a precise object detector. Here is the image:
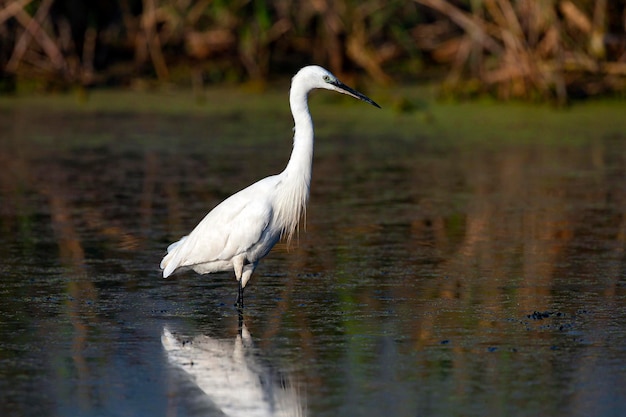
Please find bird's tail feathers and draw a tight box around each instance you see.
[160,236,188,278]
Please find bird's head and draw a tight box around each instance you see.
[293,65,381,109]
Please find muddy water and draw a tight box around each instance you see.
[0,98,625,417]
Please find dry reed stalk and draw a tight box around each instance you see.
[141,0,169,81]
[0,0,34,25]
[415,0,502,54]
[416,0,624,101]
[6,0,66,75]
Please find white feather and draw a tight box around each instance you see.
[159,65,379,301]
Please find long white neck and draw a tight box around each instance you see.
[285,83,314,181]
[274,79,314,242]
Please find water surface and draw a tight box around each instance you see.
[1,92,625,417]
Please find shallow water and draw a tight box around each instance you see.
[1,95,625,417]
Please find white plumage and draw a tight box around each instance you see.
[162,325,305,417]
[160,65,380,307]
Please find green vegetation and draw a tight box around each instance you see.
[1,85,624,151]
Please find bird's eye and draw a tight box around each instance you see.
[323,75,332,82]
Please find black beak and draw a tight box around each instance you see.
[333,80,381,109]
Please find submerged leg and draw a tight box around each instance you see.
[237,307,244,334]
[235,279,244,309]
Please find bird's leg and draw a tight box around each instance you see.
[235,279,244,309]
[237,309,244,335]
[233,256,245,309]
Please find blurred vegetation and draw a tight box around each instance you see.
[1,0,626,102]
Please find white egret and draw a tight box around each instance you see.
[160,65,380,308]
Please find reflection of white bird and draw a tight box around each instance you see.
[160,65,380,308]
[161,326,305,417]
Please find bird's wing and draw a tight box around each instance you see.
[202,196,273,262]
[161,177,277,277]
